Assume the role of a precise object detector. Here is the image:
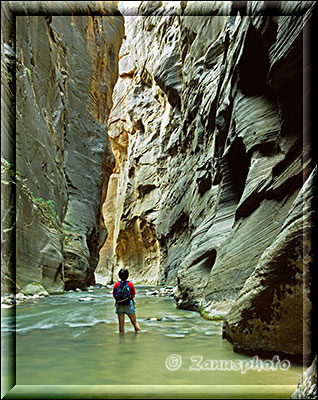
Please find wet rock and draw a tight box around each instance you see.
[2,290,52,305]
[145,317,162,321]
[22,283,50,297]
[158,287,176,297]
[78,297,94,302]
[291,356,317,399]
[204,38,224,68]
[92,284,104,289]
[15,293,27,302]
[146,287,176,297]
[1,297,16,305]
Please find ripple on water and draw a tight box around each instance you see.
[65,318,112,328]
[204,330,218,336]
[164,333,186,338]
[17,322,56,333]
[8,285,304,388]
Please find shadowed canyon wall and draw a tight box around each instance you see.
[1,2,124,293]
[96,1,315,362]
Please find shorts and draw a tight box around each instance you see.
[115,300,136,315]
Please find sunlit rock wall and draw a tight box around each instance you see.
[1,3,124,294]
[98,1,314,361]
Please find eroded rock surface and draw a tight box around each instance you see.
[222,167,315,362]
[291,356,317,399]
[1,4,124,294]
[96,1,315,361]
[1,0,314,365]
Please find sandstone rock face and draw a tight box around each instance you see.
[1,159,16,294]
[1,4,124,294]
[1,3,16,294]
[1,0,314,364]
[291,356,317,399]
[222,167,315,362]
[97,0,315,361]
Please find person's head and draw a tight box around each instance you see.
[118,268,129,281]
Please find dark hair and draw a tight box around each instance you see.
[119,268,129,281]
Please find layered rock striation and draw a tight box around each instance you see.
[1,0,315,366]
[1,3,124,293]
[97,1,315,362]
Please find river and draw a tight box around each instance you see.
[1,285,304,397]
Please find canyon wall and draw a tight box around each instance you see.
[97,1,315,362]
[1,0,315,364]
[1,2,124,293]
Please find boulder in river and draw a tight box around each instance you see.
[78,297,94,302]
[146,287,176,297]
[15,293,28,302]
[92,284,104,289]
[1,296,16,306]
[22,283,50,297]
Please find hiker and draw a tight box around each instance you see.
[112,268,141,334]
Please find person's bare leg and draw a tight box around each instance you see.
[128,312,140,332]
[118,314,125,334]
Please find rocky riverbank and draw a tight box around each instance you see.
[1,282,51,306]
[146,286,176,298]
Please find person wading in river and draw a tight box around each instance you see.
[113,268,141,334]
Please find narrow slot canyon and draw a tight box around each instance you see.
[1,1,316,398]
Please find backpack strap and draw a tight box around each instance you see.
[115,281,121,297]
[115,281,124,298]
[125,281,131,298]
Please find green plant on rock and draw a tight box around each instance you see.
[2,158,58,227]
[7,72,13,83]
[34,197,56,218]
[1,159,24,185]
[62,228,85,252]
[25,66,32,77]
[199,304,224,321]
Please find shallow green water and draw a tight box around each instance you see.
[2,285,303,390]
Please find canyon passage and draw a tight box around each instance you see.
[1,1,316,398]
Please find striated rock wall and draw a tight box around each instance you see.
[1,2,124,294]
[1,2,16,294]
[1,0,315,364]
[291,355,317,399]
[97,1,315,361]
[223,167,315,363]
